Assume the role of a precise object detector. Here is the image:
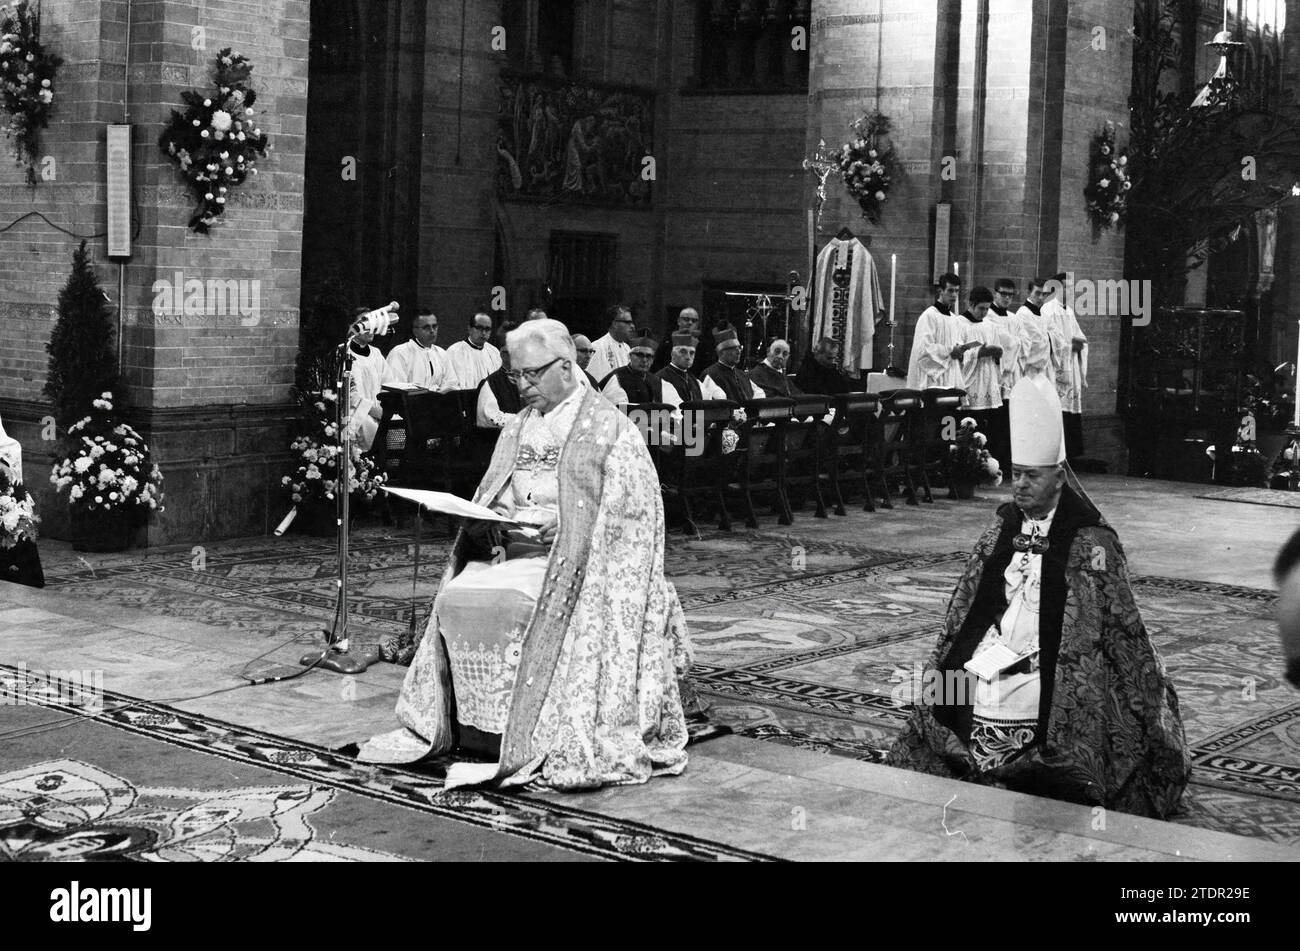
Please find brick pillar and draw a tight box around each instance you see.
[0,0,309,544]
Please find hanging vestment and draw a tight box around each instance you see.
[811,237,884,374]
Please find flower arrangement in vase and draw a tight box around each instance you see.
[49,393,165,551]
[948,416,1002,498]
[281,389,387,533]
[0,464,42,586]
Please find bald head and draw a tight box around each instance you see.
[767,338,791,371]
[677,308,701,333]
[571,333,593,370]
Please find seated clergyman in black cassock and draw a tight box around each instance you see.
[600,335,658,405]
[701,328,761,402]
[795,337,853,395]
[887,376,1190,819]
[748,339,805,398]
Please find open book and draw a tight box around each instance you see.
[380,487,518,525]
[963,642,1039,682]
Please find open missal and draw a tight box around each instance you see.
[380,486,518,525]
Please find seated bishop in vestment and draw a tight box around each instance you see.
[886,375,1190,818]
[362,319,693,791]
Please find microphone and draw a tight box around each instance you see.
[350,301,401,338]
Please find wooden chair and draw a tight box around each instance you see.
[393,391,477,497]
[879,388,927,505]
[921,387,965,499]
[659,400,740,534]
[784,395,831,519]
[724,397,796,527]
[825,392,887,512]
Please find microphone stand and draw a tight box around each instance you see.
[299,336,381,675]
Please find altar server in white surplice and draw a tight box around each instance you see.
[1041,274,1088,460]
[906,272,976,391]
[812,232,885,374]
[445,312,503,391]
[386,309,457,392]
[347,322,396,451]
[1015,278,1057,384]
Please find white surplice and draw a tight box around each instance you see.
[956,314,1004,411]
[905,304,965,391]
[445,340,502,391]
[386,340,457,392]
[1042,299,1088,414]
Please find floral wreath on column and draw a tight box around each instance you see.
[0,0,62,185]
[1084,121,1130,231]
[158,47,271,233]
[836,111,899,225]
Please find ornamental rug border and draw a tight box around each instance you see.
[0,664,778,863]
[1187,703,1300,802]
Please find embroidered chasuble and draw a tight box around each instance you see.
[361,384,692,791]
[812,236,884,374]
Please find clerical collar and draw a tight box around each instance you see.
[763,359,784,373]
[961,309,982,324]
[349,341,370,357]
[933,301,952,316]
[467,340,485,350]
[991,305,1009,317]
[1022,300,1041,316]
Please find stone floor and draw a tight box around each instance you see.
[2,474,1298,861]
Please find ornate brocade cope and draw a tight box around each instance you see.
[885,487,1191,819]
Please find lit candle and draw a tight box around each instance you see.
[953,261,959,277]
[889,253,897,326]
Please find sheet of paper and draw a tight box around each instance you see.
[382,382,425,392]
[380,486,517,524]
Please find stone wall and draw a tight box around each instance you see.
[0,0,309,543]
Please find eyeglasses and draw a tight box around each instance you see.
[576,347,595,354]
[507,355,566,385]
[471,325,492,333]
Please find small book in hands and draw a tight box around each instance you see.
[964,641,1040,682]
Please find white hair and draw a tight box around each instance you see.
[507,318,576,361]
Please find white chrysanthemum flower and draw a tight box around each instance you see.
[211,110,232,132]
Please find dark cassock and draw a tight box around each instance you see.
[476,365,525,429]
[601,336,658,405]
[700,329,760,402]
[794,351,852,395]
[652,332,704,406]
[887,376,1190,818]
[748,358,805,398]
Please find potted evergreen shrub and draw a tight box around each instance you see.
[45,241,164,550]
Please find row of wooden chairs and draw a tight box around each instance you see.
[643,387,967,534]
[370,384,968,534]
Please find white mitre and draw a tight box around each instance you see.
[1010,375,1065,467]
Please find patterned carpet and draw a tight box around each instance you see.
[37,522,1300,847]
[1194,486,1300,509]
